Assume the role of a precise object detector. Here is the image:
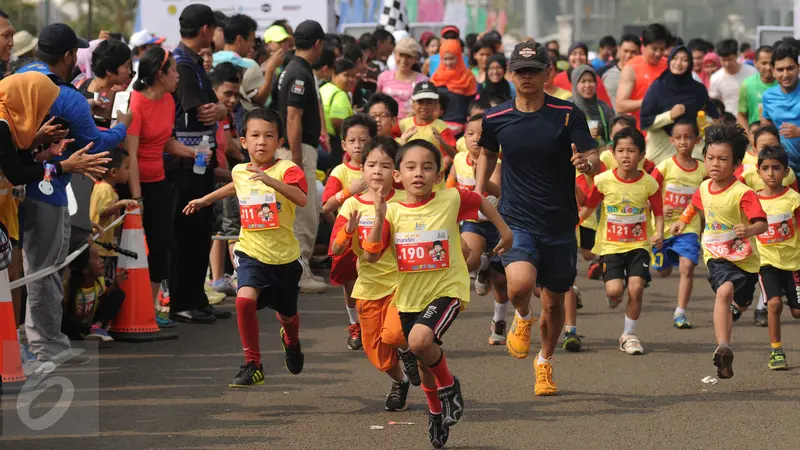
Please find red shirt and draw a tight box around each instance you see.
[128,91,175,183]
[553,71,612,106]
[625,55,668,127]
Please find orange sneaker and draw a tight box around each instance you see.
[506,314,533,359]
[534,357,557,396]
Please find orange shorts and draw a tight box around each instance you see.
[356,293,407,372]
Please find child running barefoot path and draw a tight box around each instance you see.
[183,109,307,387]
[365,140,512,448]
[672,124,767,379]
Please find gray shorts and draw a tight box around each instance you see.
[212,183,240,237]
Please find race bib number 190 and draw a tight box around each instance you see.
[395,230,450,272]
[239,192,279,230]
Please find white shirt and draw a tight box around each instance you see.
[709,64,758,114]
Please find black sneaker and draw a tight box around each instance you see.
[385,379,410,411]
[437,376,464,427]
[713,345,734,379]
[280,328,304,375]
[398,349,421,386]
[754,308,768,327]
[427,412,449,449]
[229,361,264,388]
[731,304,742,322]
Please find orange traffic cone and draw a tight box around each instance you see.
[0,269,26,383]
[108,207,177,342]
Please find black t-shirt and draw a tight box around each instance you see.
[277,55,320,147]
[479,96,597,236]
[438,87,474,125]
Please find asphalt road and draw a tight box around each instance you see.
[3,261,800,449]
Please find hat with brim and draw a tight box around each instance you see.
[13,31,38,58]
[263,25,290,44]
[508,41,550,72]
[412,91,439,101]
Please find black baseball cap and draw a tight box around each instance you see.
[179,4,222,31]
[411,81,439,101]
[508,41,550,72]
[37,23,89,56]
[294,20,325,50]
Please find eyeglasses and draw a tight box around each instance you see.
[370,113,391,120]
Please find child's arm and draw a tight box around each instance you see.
[396,125,417,146]
[99,199,139,220]
[477,195,513,255]
[649,185,665,250]
[578,183,604,224]
[446,168,458,189]
[735,190,768,237]
[672,189,704,235]
[330,209,361,256]
[433,128,457,158]
[322,177,367,214]
[246,165,308,207]
[364,187,389,263]
[183,182,236,214]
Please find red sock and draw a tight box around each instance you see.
[426,351,455,388]
[236,297,260,365]
[277,312,300,347]
[422,384,442,414]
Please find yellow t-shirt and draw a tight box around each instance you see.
[755,188,800,271]
[739,164,796,192]
[576,170,600,231]
[741,150,758,172]
[452,152,477,191]
[456,136,468,153]
[0,171,19,241]
[654,157,706,238]
[324,161,363,203]
[89,181,119,257]
[399,117,450,148]
[384,188,479,312]
[339,189,407,301]
[233,160,304,265]
[697,179,763,273]
[589,169,661,256]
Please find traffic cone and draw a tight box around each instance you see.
[108,207,177,342]
[0,269,26,383]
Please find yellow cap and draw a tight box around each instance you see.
[263,25,290,44]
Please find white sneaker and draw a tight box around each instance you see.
[619,334,644,355]
[475,253,490,296]
[299,259,327,293]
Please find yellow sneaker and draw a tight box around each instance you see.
[534,357,557,396]
[506,314,533,359]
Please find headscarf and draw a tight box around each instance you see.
[76,39,103,79]
[570,65,614,138]
[640,46,718,133]
[701,52,721,88]
[430,39,477,96]
[480,54,511,101]
[0,72,60,149]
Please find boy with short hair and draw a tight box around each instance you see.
[737,125,798,191]
[365,93,399,138]
[599,115,656,173]
[672,124,768,379]
[397,82,457,158]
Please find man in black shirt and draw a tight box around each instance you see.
[169,4,231,324]
[276,20,327,293]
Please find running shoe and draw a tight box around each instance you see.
[713,345,734,379]
[157,288,170,309]
[385,378,410,411]
[488,320,506,345]
[619,334,644,355]
[563,331,582,352]
[506,315,533,359]
[280,328,304,375]
[607,295,623,309]
[156,311,177,328]
[398,349,421,386]
[534,357,557,396]
[587,258,602,280]
[209,275,237,296]
[673,314,692,329]
[474,253,490,296]
[229,361,265,388]
[347,323,363,350]
[573,285,583,309]
[84,326,114,342]
[769,348,789,370]
[754,308,768,327]
[427,412,449,449]
[731,304,742,322]
[437,376,464,427]
[205,283,226,305]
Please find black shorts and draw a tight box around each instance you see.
[399,297,461,345]
[233,251,302,317]
[707,258,759,308]
[602,249,652,283]
[500,227,577,293]
[759,265,800,310]
[579,226,596,251]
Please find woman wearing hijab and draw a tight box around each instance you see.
[430,39,477,135]
[701,52,721,89]
[554,42,614,106]
[640,46,720,164]
[571,65,614,145]
[479,53,515,102]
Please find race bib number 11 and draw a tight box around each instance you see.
[239,192,279,230]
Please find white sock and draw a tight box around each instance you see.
[517,310,532,321]
[346,306,359,325]
[623,315,637,335]
[493,301,508,323]
[674,307,686,317]
[537,352,550,364]
[757,291,767,310]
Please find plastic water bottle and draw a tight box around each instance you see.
[193,136,211,175]
[697,111,709,138]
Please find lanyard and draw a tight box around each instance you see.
[596,106,609,144]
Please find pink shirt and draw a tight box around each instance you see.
[377,70,428,119]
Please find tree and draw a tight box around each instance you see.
[65,0,138,40]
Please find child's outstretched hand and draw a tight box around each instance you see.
[494,226,513,256]
[246,165,276,186]
[345,209,362,235]
[733,223,749,238]
[374,186,387,220]
[398,126,417,145]
[183,198,210,215]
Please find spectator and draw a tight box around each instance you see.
[423,26,464,76]
[385,29,410,71]
[554,42,613,105]
[688,38,712,80]
[544,55,572,100]
[126,30,166,91]
[480,54,515,101]
[545,39,560,59]
[701,52,721,89]
[313,48,336,87]
[592,35,617,70]
[276,20,328,293]
[169,4,230,323]
[74,39,134,128]
[761,44,800,172]
[469,38,495,84]
[737,46,776,130]
[371,28,395,72]
[0,10,14,80]
[640,46,719,164]
[709,39,758,114]
[430,39,477,136]
[616,23,670,127]
[377,37,427,119]
[212,10,228,51]
[571,65,614,146]
[320,58,357,161]
[422,34,440,61]
[600,33,640,109]
[12,30,37,60]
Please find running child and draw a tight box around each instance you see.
[364,139,512,448]
[599,114,656,173]
[330,136,420,411]
[365,93,399,138]
[321,113,378,350]
[183,108,307,387]
[671,124,767,379]
[580,127,665,355]
[397,82,457,158]
[455,97,491,153]
[753,145,800,370]
[649,117,706,329]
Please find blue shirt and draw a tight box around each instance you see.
[762,83,800,171]
[479,96,597,235]
[427,53,470,76]
[16,62,127,206]
[212,50,257,69]
[590,58,608,70]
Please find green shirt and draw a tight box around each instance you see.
[738,74,777,125]
[319,82,353,136]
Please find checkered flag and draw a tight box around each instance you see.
[380,0,409,32]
